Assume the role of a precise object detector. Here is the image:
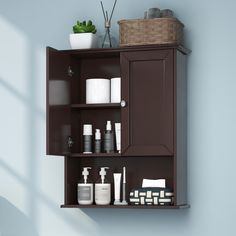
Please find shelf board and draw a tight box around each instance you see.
[61,204,190,209]
[71,103,120,109]
[49,104,69,109]
[66,153,121,158]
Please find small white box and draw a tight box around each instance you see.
[111,77,121,103]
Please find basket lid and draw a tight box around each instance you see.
[118,17,184,27]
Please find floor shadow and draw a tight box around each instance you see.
[0,197,39,236]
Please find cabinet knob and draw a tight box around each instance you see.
[121,100,127,107]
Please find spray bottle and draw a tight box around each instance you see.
[77,167,93,205]
[95,167,111,205]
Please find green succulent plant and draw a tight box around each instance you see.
[73,20,97,34]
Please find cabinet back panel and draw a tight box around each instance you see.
[65,156,173,205]
[73,57,120,104]
[71,109,121,153]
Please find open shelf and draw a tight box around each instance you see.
[71,103,120,109]
[61,204,190,209]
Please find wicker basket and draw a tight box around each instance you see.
[118,17,184,47]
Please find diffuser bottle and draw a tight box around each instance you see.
[77,167,93,205]
[95,167,111,205]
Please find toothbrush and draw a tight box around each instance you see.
[122,167,128,205]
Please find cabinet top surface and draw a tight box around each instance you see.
[47,44,191,55]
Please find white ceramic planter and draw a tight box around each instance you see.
[69,33,97,49]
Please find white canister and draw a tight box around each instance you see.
[111,77,121,103]
[86,78,110,104]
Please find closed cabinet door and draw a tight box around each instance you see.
[46,47,71,155]
[121,49,174,156]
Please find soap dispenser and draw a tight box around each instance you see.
[77,167,93,205]
[95,167,111,205]
[104,121,114,153]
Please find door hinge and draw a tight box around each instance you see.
[68,66,74,77]
[67,136,74,148]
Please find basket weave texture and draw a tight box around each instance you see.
[118,18,184,46]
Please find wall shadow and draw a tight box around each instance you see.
[0,197,39,236]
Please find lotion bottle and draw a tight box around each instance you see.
[77,167,93,205]
[95,167,111,205]
[104,121,114,153]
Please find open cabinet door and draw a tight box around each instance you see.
[46,47,71,156]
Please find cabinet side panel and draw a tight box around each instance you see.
[175,50,187,205]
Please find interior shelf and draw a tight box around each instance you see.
[49,104,69,109]
[64,153,121,158]
[71,103,120,109]
[61,204,190,209]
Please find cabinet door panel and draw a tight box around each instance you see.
[46,47,71,155]
[121,50,174,156]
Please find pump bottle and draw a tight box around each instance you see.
[104,121,114,153]
[77,167,93,205]
[95,167,111,205]
[94,129,101,153]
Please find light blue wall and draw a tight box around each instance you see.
[0,0,236,235]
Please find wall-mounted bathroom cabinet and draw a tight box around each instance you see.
[46,44,190,209]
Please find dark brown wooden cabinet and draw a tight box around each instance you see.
[46,44,190,209]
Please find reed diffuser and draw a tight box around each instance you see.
[100,0,117,48]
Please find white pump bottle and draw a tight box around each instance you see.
[77,167,93,205]
[95,167,111,205]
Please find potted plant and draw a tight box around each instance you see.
[70,20,97,49]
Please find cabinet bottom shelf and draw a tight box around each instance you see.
[61,204,190,209]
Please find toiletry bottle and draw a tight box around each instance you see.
[94,129,101,153]
[104,121,114,153]
[83,124,92,153]
[77,167,93,205]
[95,167,111,205]
[115,123,121,153]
